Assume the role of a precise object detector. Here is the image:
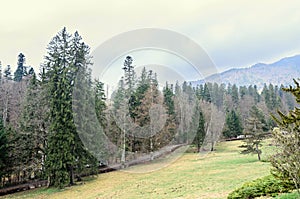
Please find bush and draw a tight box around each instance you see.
[228,175,295,199]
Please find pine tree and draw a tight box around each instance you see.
[112,77,129,162]
[194,109,205,152]
[253,85,260,103]
[19,72,48,179]
[162,83,176,148]
[131,67,150,122]
[14,53,26,82]
[3,65,12,80]
[0,116,9,186]
[223,110,243,138]
[242,106,268,161]
[163,83,175,116]
[44,28,74,187]
[28,67,35,76]
[44,28,95,187]
[271,79,300,190]
[231,84,239,105]
[72,62,103,175]
[123,56,136,96]
[94,79,107,128]
[262,83,271,109]
[202,83,211,102]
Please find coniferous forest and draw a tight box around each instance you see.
[0,27,300,198]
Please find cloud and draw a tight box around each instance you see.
[1,0,300,75]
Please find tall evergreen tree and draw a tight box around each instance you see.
[242,106,268,161]
[14,53,26,82]
[123,56,136,96]
[3,65,12,80]
[19,72,48,179]
[231,84,239,105]
[223,110,243,138]
[94,79,107,128]
[163,83,175,116]
[202,83,211,102]
[194,109,205,152]
[0,116,8,186]
[44,28,94,187]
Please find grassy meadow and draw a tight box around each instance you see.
[1,140,274,199]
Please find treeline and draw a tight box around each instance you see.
[193,81,295,138]
[0,28,103,188]
[0,27,297,189]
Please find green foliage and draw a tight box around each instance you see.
[94,79,107,127]
[223,110,243,138]
[242,106,268,161]
[3,65,12,80]
[193,109,205,152]
[262,83,281,110]
[231,84,239,105]
[228,175,295,199]
[276,192,300,199]
[13,53,26,82]
[271,79,300,190]
[19,73,46,179]
[0,116,9,184]
[44,28,96,188]
[163,83,175,116]
[202,83,211,102]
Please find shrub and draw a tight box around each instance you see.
[228,175,295,199]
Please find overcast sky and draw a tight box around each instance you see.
[1,0,300,77]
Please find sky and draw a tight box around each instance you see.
[1,0,300,82]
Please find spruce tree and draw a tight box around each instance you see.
[14,53,26,82]
[3,65,12,80]
[0,116,8,186]
[19,72,48,179]
[231,84,239,105]
[163,83,175,116]
[242,106,268,161]
[112,77,128,162]
[194,110,205,152]
[72,61,102,175]
[202,83,211,102]
[223,110,243,138]
[94,79,107,128]
[44,28,95,187]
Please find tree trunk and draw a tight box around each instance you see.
[69,166,74,185]
[256,143,261,161]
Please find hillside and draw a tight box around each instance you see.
[192,55,300,89]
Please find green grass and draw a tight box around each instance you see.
[0,140,273,199]
[276,191,300,199]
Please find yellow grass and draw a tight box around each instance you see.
[1,140,273,199]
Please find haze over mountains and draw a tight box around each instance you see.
[192,55,300,89]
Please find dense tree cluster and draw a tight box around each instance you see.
[194,82,295,138]
[0,29,100,188]
[0,28,297,189]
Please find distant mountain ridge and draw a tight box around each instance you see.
[191,55,300,89]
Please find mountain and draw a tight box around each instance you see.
[191,55,300,89]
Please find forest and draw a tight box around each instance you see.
[0,28,299,198]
